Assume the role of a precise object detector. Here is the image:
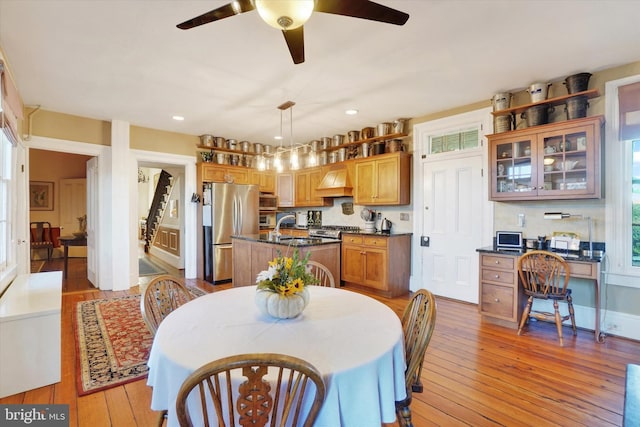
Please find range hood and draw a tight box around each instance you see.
[315,167,353,197]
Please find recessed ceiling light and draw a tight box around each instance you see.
[345,109,359,115]
[172,115,185,121]
[274,135,283,140]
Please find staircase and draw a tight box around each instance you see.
[144,170,173,253]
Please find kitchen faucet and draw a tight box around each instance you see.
[271,214,296,240]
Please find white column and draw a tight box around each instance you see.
[110,120,132,291]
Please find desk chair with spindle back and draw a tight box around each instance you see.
[396,289,437,427]
[30,221,54,261]
[517,250,576,346]
[175,353,326,427]
[306,260,336,287]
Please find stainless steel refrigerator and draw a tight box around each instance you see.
[202,183,259,283]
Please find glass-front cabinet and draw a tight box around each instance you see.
[489,115,603,201]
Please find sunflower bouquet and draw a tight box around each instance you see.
[256,249,317,296]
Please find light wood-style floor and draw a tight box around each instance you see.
[5,256,639,426]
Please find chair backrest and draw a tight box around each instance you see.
[306,261,336,287]
[140,274,193,334]
[30,221,53,245]
[517,250,570,297]
[401,289,437,395]
[176,353,326,427]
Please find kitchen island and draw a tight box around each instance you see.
[231,234,341,287]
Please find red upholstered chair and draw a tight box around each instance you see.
[30,221,54,261]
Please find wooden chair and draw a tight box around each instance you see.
[306,260,336,287]
[396,289,437,427]
[175,353,326,427]
[517,250,576,346]
[140,275,193,335]
[30,221,54,261]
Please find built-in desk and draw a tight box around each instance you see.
[59,235,87,279]
[477,247,604,342]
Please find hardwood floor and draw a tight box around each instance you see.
[5,259,638,426]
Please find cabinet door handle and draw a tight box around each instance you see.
[495,274,500,279]
[495,260,500,264]
[494,298,500,302]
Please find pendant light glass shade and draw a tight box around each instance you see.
[290,148,299,170]
[255,0,314,30]
[307,151,317,167]
[274,152,283,172]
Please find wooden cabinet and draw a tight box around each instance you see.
[354,152,411,205]
[489,115,603,201]
[294,167,332,207]
[276,173,294,207]
[250,170,275,193]
[478,253,523,327]
[199,163,249,184]
[232,238,341,288]
[341,233,411,297]
[279,228,309,237]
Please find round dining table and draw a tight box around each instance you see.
[147,285,407,427]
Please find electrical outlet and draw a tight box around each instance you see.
[377,212,382,220]
[400,213,410,221]
[518,213,525,227]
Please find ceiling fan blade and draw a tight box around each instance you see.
[177,0,255,30]
[282,27,305,64]
[314,0,409,25]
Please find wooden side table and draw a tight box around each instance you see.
[58,235,87,279]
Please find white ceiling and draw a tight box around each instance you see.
[1,0,640,146]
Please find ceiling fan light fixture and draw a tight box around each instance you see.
[255,0,314,30]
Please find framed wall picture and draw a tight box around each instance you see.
[29,181,54,211]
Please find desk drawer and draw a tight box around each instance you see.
[568,261,595,279]
[481,254,515,270]
[481,283,514,319]
[481,268,515,285]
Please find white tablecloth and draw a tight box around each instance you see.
[147,285,406,426]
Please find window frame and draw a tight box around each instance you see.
[0,126,17,295]
[605,74,640,286]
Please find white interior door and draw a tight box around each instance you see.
[60,178,86,257]
[86,157,98,286]
[422,155,484,303]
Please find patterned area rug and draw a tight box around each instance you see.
[75,287,207,395]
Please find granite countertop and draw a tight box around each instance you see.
[476,246,603,263]
[341,231,413,237]
[232,234,341,247]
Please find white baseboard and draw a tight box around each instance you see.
[532,300,640,341]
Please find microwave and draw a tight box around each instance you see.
[495,231,523,250]
[259,194,278,211]
[259,212,276,228]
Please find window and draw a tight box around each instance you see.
[605,75,640,283]
[0,127,16,292]
[430,129,479,154]
[633,139,640,267]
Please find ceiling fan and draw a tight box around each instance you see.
[176,0,409,64]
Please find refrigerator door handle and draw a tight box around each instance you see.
[237,195,243,234]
